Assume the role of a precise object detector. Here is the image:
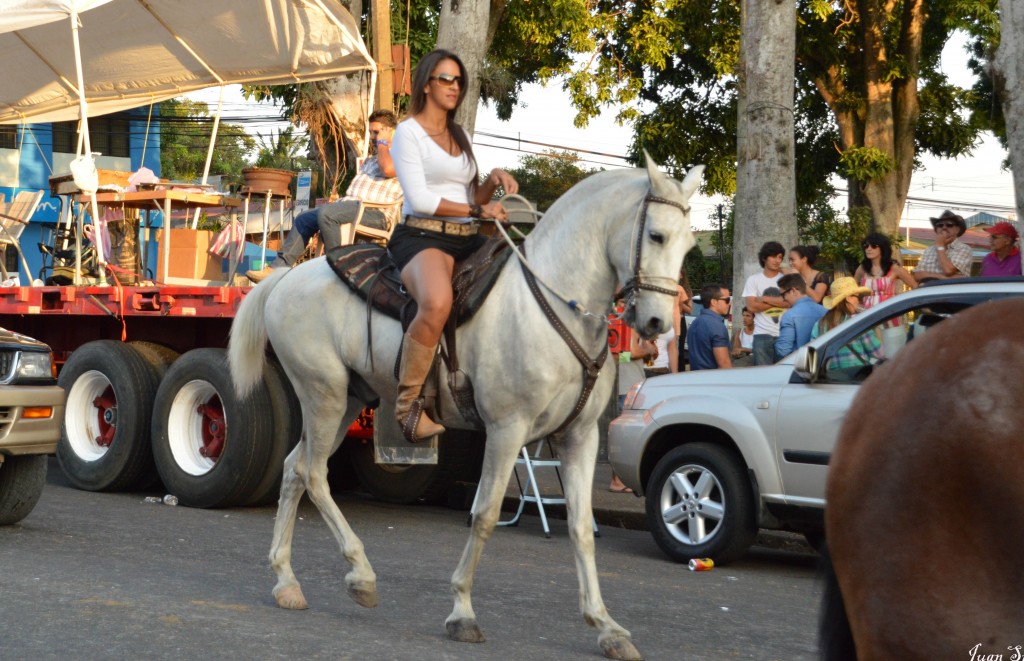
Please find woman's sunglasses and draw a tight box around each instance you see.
[430,73,462,87]
[861,242,879,250]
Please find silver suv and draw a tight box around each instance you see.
[0,328,64,525]
[609,277,1024,563]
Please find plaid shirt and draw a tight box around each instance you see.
[342,156,403,227]
[916,239,972,277]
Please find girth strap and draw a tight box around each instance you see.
[520,258,608,436]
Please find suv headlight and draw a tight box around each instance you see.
[16,351,53,380]
[622,382,643,410]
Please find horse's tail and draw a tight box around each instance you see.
[818,548,856,661]
[228,269,289,399]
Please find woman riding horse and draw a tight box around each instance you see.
[388,49,519,442]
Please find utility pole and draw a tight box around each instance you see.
[717,204,725,282]
[370,0,394,112]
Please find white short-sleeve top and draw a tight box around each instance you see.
[391,119,476,223]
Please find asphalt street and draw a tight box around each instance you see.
[0,459,822,660]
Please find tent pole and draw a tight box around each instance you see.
[192,85,224,229]
[71,7,108,285]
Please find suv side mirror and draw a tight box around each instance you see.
[792,345,818,382]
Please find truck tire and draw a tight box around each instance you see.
[58,340,161,492]
[239,358,301,506]
[151,348,274,508]
[0,455,48,525]
[351,429,484,505]
[127,341,179,379]
[127,341,180,491]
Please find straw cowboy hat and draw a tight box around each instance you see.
[929,210,967,237]
[822,276,871,310]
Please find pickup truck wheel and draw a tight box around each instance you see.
[0,455,48,525]
[151,349,274,508]
[57,340,161,491]
[646,443,756,565]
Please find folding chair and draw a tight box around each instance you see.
[340,199,402,246]
[0,190,44,284]
[469,437,600,539]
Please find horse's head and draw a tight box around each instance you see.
[617,154,703,339]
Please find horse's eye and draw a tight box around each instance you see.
[649,231,665,245]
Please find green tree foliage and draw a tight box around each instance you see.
[159,99,254,182]
[504,150,599,210]
[253,127,311,171]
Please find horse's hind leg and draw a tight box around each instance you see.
[269,395,376,610]
[557,426,642,661]
[445,428,524,644]
[269,437,312,609]
[302,397,378,608]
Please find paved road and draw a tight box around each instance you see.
[1,460,822,660]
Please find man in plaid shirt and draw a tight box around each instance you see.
[913,210,973,282]
[248,109,402,282]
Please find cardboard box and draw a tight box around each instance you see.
[155,229,225,281]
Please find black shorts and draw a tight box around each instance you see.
[387,223,487,272]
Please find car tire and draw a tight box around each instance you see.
[0,455,48,525]
[645,443,756,564]
[151,348,274,508]
[57,340,161,492]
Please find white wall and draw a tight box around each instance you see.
[0,148,20,188]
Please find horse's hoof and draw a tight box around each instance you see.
[446,618,486,643]
[273,585,309,610]
[346,581,378,609]
[600,636,643,661]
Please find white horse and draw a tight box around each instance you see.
[228,157,703,660]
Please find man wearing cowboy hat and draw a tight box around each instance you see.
[979,221,1022,276]
[913,210,972,282]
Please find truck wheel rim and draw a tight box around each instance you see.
[65,370,115,461]
[168,380,226,476]
[659,463,726,546]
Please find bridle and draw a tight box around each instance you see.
[617,192,690,310]
[520,189,690,436]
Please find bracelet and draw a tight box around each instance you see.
[468,203,483,219]
[376,139,390,147]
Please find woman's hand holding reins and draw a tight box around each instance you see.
[480,201,509,222]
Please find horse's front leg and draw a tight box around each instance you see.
[558,424,643,661]
[445,427,524,644]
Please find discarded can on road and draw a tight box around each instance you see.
[688,558,714,571]
[163,494,179,506]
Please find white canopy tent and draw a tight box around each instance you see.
[0,0,375,124]
[0,0,376,284]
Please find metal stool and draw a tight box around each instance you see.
[469,438,599,539]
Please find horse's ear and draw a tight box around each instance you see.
[644,150,705,203]
[679,165,705,202]
[643,149,675,199]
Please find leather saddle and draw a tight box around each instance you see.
[325,236,514,425]
[326,235,512,327]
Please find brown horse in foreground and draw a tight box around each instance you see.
[821,298,1024,660]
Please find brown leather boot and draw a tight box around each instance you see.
[394,334,446,442]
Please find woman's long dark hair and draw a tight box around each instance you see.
[409,49,479,196]
[790,245,820,267]
[858,232,894,275]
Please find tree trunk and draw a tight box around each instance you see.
[993,0,1024,274]
[733,0,797,309]
[435,0,496,132]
